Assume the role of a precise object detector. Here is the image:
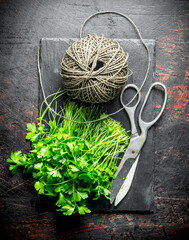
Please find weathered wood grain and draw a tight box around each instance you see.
[0,0,188,239]
[0,198,188,239]
[0,0,188,44]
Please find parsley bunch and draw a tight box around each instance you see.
[7,99,129,215]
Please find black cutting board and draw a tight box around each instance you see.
[39,38,156,212]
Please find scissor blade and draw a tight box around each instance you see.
[110,157,136,204]
[114,154,140,206]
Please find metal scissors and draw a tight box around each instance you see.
[110,82,167,206]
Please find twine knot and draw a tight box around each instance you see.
[61,34,129,103]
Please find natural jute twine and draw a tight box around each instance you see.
[38,11,151,123]
[61,34,129,103]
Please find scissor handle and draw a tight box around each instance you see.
[138,82,167,133]
[120,84,141,135]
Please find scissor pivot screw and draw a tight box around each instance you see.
[131,150,136,154]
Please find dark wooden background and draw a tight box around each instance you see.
[0,0,188,239]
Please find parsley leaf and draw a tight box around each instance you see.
[27,123,36,132]
[34,181,45,194]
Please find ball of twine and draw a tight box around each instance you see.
[61,34,129,103]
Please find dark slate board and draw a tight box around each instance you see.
[39,38,156,212]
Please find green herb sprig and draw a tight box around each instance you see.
[7,95,130,215]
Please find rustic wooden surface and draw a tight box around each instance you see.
[0,0,188,239]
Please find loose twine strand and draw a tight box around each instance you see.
[38,11,151,124]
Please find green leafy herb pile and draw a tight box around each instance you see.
[7,98,130,215]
